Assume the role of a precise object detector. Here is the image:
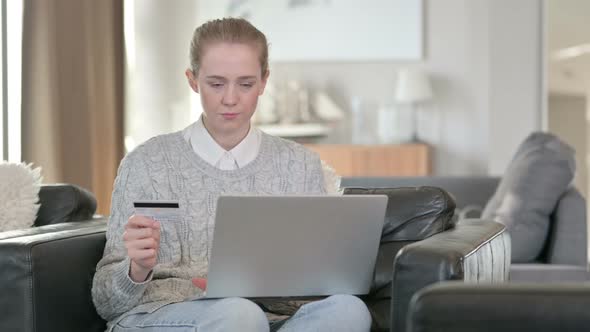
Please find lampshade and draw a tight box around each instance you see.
[394,68,433,103]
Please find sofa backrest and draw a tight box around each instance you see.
[341,176,500,210]
[343,186,456,242]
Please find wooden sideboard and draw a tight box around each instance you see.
[305,144,431,177]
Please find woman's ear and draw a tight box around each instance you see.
[185,69,199,93]
[259,70,270,95]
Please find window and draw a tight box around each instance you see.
[1,0,23,162]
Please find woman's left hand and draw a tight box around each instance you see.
[192,277,207,291]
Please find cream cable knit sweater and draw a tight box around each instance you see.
[92,131,326,329]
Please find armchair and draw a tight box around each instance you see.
[407,281,590,332]
[343,186,509,332]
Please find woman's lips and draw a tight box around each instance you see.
[221,113,239,120]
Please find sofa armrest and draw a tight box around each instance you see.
[0,217,107,241]
[0,221,107,332]
[408,282,590,332]
[391,220,510,332]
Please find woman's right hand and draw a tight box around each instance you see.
[124,215,161,282]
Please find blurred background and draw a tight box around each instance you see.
[0,0,587,214]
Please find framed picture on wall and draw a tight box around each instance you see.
[197,0,423,61]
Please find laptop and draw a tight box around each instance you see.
[204,194,388,298]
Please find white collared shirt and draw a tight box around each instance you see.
[182,116,260,170]
[182,116,341,192]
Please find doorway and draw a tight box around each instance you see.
[545,0,590,262]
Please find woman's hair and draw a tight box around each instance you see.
[189,17,269,77]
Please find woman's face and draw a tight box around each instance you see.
[186,42,268,139]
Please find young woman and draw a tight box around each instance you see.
[92,18,371,332]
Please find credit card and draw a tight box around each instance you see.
[133,200,180,220]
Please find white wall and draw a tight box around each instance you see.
[125,0,199,150]
[270,0,543,175]
[126,0,544,175]
[487,0,544,174]
[548,94,587,197]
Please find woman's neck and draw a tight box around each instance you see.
[203,121,250,151]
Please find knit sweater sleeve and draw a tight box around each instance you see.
[91,145,154,321]
[305,150,328,194]
[320,159,342,194]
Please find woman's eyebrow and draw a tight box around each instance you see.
[205,75,257,81]
[205,75,227,80]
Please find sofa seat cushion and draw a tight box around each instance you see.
[482,132,576,263]
[509,264,590,282]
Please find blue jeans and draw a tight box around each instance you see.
[113,294,371,332]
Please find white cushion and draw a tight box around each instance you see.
[0,162,43,232]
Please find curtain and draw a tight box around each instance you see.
[21,0,124,215]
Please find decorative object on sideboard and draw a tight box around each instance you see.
[252,81,279,125]
[394,68,433,142]
[314,91,345,122]
[275,80,303,124]
[377,102,408,144]
[255,79,344,139]
[350,96,378,144]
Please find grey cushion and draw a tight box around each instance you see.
[482,132,576,263]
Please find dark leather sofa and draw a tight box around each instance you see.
[1,184,509,332]
[407,281,590,332]
[342,187,509,332]
[0,184,108,332]
[343,176,588,282]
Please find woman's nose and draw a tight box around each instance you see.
[222,85,238,106]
